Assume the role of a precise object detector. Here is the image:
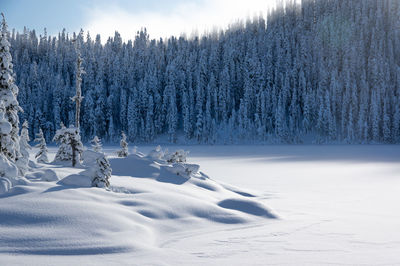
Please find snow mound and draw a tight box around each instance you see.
[108,153,276,222]
[0,154,18,181]
[82,149,101,166]
[0,177,11,194]
[0,154,27,194]
[58,173,93,187]
[26,169,59,182]
[165,163,200,177]
[218,199,276,218]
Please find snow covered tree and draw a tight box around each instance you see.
[16,120,30,175]
[0,101,12,159]
[165,149,188,164]
[71,34,85,129]
[53,124,83,167]
[92,153,111,188]
[69,126,84,167]
[34,128,48,163]
[91,135,102,152]
[5,1,400,144]
[0,13,21,161]
[117,131,128,157]
[0,100,18,193]
[53,123,71,162]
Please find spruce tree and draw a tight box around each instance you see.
[0,13,21,161]
[92,153,111,188]
[53,124,83,166]
[69,126,83,167]
[0,101,17,193]
[53,123,72,162]
[117,131,128,157]
[0,101,12,159]
[16,120,30,175]
[91,135,102,153]
[34,128,49,163]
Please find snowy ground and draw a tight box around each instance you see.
[1,145,399,265]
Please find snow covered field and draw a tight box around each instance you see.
[1,145,400,265]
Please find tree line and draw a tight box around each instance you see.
[8,0,400,144]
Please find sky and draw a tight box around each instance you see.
[1,0,277,41]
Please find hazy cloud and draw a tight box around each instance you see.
[83,0,277,41]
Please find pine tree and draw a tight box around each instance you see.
[69,126,84,167]
[16,120,30,175]
[0,100,18,193]
[53,123,72,162]
[53,124,83,166]
[34,128,48,163]
[117,131,128,157]
[91,135,102,152]
[92,153,111,188]
[5,2,400,144]
[0,13,22,162]
[0,101,12,159]
[71,33,85,129]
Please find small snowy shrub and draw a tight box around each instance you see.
[92,153,111,188]
[165,149,188,163]
[82,150,112,188]
[148,145,166,160]
[183,163,200,175]
[168,163,200,177]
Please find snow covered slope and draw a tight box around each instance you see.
[0,147,276,265]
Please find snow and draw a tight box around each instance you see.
[0,145,399,265]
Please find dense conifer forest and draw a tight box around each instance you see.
[9,0,400,143]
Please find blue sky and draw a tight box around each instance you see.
[2,0,275,41]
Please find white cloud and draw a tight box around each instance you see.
[82,0,277,42]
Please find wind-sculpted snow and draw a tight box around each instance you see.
[0,148,276,263]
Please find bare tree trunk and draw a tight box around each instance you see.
[73,54,83,129]
[71,140,76,167]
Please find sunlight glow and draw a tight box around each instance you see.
[83,0,277,41]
